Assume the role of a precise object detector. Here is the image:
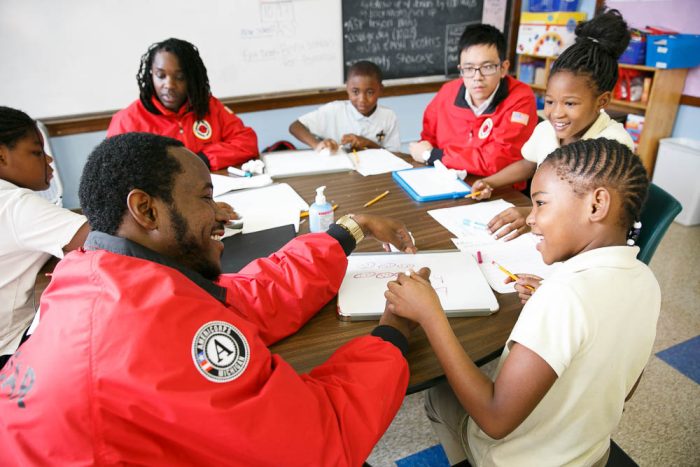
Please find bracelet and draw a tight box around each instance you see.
[336,214,365,244]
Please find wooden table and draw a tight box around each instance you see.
[268,166,530,393]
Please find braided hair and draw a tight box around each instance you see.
[137,38,211,120]
[0,106,37,149]
[550,9,630,93]
[541,138,649,233]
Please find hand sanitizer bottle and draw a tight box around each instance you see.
[309,185,334,233]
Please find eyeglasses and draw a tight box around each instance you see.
[458,63,501,78]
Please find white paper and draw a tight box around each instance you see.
[215,183,308,234]
[337,251,499,319]
[211,173,273,197]
[452,233,558,294]
[263,149,354,178]
[396,167,471,198]
[428,199,515,246]
[352,148,412,176]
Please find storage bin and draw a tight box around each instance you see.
[652,138,700,226]
[646,34,700,69]
[528,0,580,12]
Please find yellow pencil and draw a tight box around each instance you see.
[464,190,482,199]
[300,204,337,218]
[352,148,360,168]
[363,190,389,208]
[492,260,536,291]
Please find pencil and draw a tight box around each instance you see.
[363,190,389,208]
[300,204,338,218]
[352,148,360,168]
[492,260,536,291]
[464,190,482,199]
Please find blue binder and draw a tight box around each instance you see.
[392,167,471,202]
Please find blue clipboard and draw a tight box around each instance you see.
[392,167,471,202]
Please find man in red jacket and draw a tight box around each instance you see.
[0,133,419,466]
[410,24,537,182]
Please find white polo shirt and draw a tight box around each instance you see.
[522,110,634,166]
[298,100,401,152]
[467,246,660,466]
[0,179,86,356]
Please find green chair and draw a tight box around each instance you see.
[636,183,682,265]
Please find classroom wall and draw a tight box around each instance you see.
[50,93,436,209]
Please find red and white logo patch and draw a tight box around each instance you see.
[193,120,212,140]
[192,321,249,383]
[478,118,494,139]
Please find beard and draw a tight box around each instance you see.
[168,205,222,281]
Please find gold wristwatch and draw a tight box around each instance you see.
[336,214,365,244]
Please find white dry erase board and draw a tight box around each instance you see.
[0,0,512,120]
[337,250,499,321]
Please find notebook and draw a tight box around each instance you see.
[337,250,499,321]
[392,167,472,202]
[221,224,296,273]
[353,148,412,176]
[262,149,354,178]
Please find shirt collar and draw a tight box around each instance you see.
[85,231,228,304]
[464,81,501,116]
[581,110,612,140]
[348,102,376,121]
[554,245,642,277]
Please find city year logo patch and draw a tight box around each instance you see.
[192,321,249,383]
[478,118,493,139]
[193,120,212,140]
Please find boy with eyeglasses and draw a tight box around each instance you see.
[410,24,537,183]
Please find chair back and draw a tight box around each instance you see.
[34,120,64,207]
[637,183,682,264]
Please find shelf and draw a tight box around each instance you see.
[618,63,656,72]
[611,99,648,111]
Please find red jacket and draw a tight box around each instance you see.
[421,75,537,178]
[107,96,259,170]
[0,233,408,466]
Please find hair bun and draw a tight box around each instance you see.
[574,9,630,59]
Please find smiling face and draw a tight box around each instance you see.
[151,50,188,112]
[544,71,610,146]
[157,147,225,280]
[459,44,508,107]
[0,129,53,191]
[346,73,382,117]
[526,163,594,265]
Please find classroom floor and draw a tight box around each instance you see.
[367,222,700,467]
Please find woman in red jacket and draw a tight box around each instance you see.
[108,38,259,170]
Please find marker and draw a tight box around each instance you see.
[300,204,337,219]
[462,219,488,230]
[464,191,482,199]
[492,260,535,291]
[476,251,483,264]
[227,166,251,177]
[364,190,390,207]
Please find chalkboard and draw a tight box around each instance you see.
[343,0,512,80]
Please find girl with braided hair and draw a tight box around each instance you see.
[0,106,89,369]
[471,9,636,241]
[108,38,259,171]
[384,138,659,466]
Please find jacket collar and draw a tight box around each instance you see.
[85,231,228,304]
[150,95,191,118]
[454,76,510,115]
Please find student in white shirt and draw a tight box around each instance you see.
[0,106,88,368]
[289,61,401,153]
[384,138,660,466]
[471,10,634,241]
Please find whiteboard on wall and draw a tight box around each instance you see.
[0,0,343,119]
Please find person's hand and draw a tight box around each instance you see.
[505,273,542,304]
[315,139,339,153]
[379,302,418,340]
[409,140,433,163]
[384,268,442,325]
[487,206,532,241]
[341,134,373,151]
[215,201,240,225]
[470,179,494,201]
[352,214,417,253]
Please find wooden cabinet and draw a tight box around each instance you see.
[516,53,688,175]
